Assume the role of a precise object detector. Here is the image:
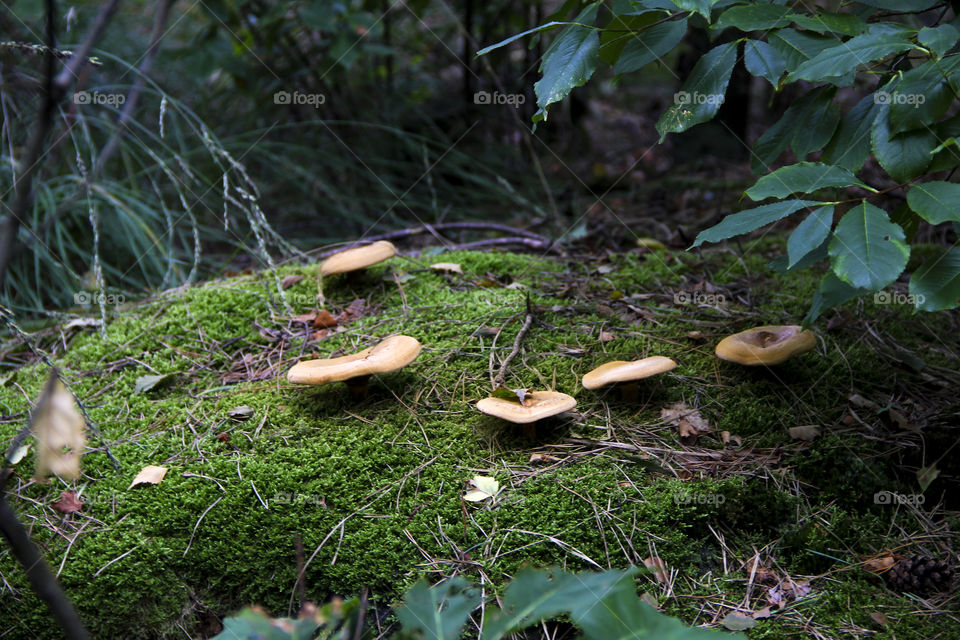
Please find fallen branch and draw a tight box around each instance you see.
[492,293,535,389]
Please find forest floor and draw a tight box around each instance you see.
[0,232,958,639]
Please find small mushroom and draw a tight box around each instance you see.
[715,325,815,366]
[320,240,397,277]
[287,334,421,399]
[582,356,676,402]
[477,390,576,439]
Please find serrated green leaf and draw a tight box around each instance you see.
[770,237,829,274]
[829,202,910,290]
[791,92,841,159]
[533,5,601,123]
[821,94,882,172]
[788,25,915,83]
[907,181,960,224]
[788,206,834,268]
[692,200,821,247]
[890,203,921,242]
[871,104,938,182]
[599,12,663,65]
[788,13,866,36]
[714,4,792,31]
[750,87,838,173]
[397,579,480,640]
[918,23,960,58]
[804,271,869,325]
[743,39,787,87]
[909,246,960,310]
[768,29,845,74]
[887,58,960,135]
[746,163,867,200]
[656,41,739,140]
[614,18,688,74]
[671,0,720,21]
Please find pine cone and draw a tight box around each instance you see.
[884,555,954,595]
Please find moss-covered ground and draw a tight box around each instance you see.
[0,241,957,639]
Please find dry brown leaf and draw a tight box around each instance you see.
[32,376,86,481]
[849,393,880,411]
[720,431,743,447]
[752,606,772,620]
[869,612,888,626]
[788,425,821,441]
[52,490,83,514]
[642,556,669,584]
[129,465,168,489]
[754,566,779,586]
[599,331,617,342]
[661,402,711,444]
[528,453,560,464]
[863,555,897,574]
[281,275,304,289]
[430,262,462,273]
[291,311,318,324]
[313,310,339,329]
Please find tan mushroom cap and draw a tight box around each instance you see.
[476,391,577,424]
[715,325,815,366]
[287,335,421,384]
[582,356,677,389]
[320,240,397,276]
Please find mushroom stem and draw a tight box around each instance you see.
[617,381,640,403]
[522,423,537,441]
[344,375,371,401]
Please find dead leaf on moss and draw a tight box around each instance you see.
[281,275,304,289]
[863,554,896,574]
[129,465,168,489]
[463,475,501,502]
[291,311,318,324]
[639,592,658,608]
[228,406,254,421]
[313,310,338,329]
[661,402,711,444]
[599,331,616,342]
[430,262,462,273]
[870,612,888,626]
[528,453,560,464]
[918,464,939,491]
[752,606,772,620]
[788,425,820,441]
[721,613,757,631]
[32,376,86,481]
[52,490,83,514]
[642,556,669,584]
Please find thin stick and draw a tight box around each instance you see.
[492,294,535,389]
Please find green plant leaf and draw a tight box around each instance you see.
[804,271,869,325]
[599,12,664,65]
[750,87,838,172]
[692,200,821,247]
[477,22,569,56]
[788,25,916,84]
[917,464,940,491]
[768,29,847,75]
[397,578,480,640]
[909,246,960,310]
[788,206,834,268]
[208,608,320,640]
[821,94,882,172]
[656,41,738,140]
[743,39,787,87]
[770,237,829,274]
[871,104,938,182]
[788,13,866,36]
[671,0,720,21]
[714,4,792,31]
[890,203,921,242]
[906,181,960,224]
[887,58,960,135]
[859,0,940,10]
[135,373,174,394]
[829,202,910,290]
[746,163,867,200]
[614,18,688,74]
[918,23,960,58]
[533,4,601,123]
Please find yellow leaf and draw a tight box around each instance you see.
[129,465,168,488]
[32,376,85,481]
[464,475,500,502]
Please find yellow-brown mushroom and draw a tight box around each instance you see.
[715,325,815,366]
[287,335,421,398]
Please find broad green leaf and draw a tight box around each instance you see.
[788,206,834,268]
[743,39,787,87]
[770,237,829,273]
[656,41,738,140]
[746,163,867,200]
[909,246,960,310]
[671,0,720,21]
[599,12,664,65]
[906,181,960,224]
[792,93,841,160]
[614,18,688,74]
[887,58,960,135]
[804,271,869,325]
[871,104,938,182]
[135,373,174,394]
[768,29,846,74]
[209,608,321,640]
[692,200,820,247]
[397,579,480,640]
[821,94,882,172]
[829,202,909,290]
[918,23,960,58]
[788,13,866,36]
[477,21,570,56]
[929,113,960,172]
[890,203,921,242]
[789,25,916,83]
[533,4,601,123]
[714,4,792,31]
[750,86,836,173]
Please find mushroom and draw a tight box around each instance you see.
[582,356,677,402]
[715,325,815,366]
[287,334,421,399]
[476,390,577,439]
[320,240,397,277]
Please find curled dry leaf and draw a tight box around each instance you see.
[430,262,462,273]
[528,453,561,464]
[313,310,338,329]
[280,275,304,289]
[33,376,86,481]
[52,490,83,514]
[863,554,896,574]
[661,402,711,444]
[463,475,501,502]
[129,465,168,489]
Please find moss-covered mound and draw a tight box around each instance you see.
[0,244,957,639]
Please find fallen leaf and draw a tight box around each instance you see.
[311,329,331,341]
[754,566,779,586]
[869,612,888,626]
[386,270,415,283]
[129,465,168,489]
[337,299,366,322]
[227,406,254,421]
[599,331,616,342]
[686,330,705,341]
[52,490,83,514]
[752,606,772,620]
[918,464,939,491]
[640,592,659,608]
[528,453,560,464]
[848,393,880,411]
[472,326,500,338]
[491,388,528,405]
[661,402,711,444]
[505,282,527,290]
[291,312,318,324]
[135,373,174,394]
[863,555,896,574]
[281,275,304,289]
[596,264,615,274]
[642,556,669,584]
[788,425,821,441]
[720,431,742,447]
[636,237,666,251]
[32,376,86,481]
[721,613,757,631]
[6,443,29,465]
[313,310,338,329]
[430,262,462,273]
[463,475,501,502]
[217,432,231,444]
[63,318,102,331]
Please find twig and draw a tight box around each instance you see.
[492,293,535,389]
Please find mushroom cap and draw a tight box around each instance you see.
[287,335,421,384]
[715,325,815,366]
[320,241,397,276]
[476,390,577,424]
[582,356,677,389]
